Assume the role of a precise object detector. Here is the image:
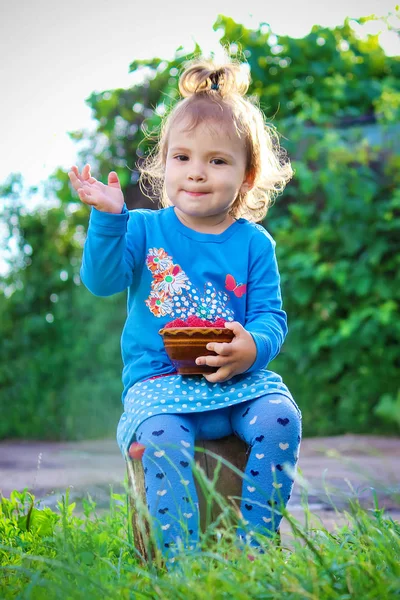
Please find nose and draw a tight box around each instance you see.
[187,162,206,182]
[188,173,205,181]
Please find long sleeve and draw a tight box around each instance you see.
[80,205,138,297]
[244,231,288,372]
[75,206,292,400]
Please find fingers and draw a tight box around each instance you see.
[75,179,98,206]
[68,167,84,192]
[80,164,91,181]
[83,164,91,179]
[68,164,96,186]
[68,169,80,190]
[108,171,120,187]
[224,321,244,336]
[68,164,98,201]
[203,366,233,384]
[206,342,232,356]
[196,354,229,368]
[76,186,96,207]
[82,164,97,184]
[69,164,88,181]
[196,340,233,367]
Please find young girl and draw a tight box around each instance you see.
[68,57,302,560]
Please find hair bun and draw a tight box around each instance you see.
[178,58,250,98]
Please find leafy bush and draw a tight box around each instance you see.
[0,180,124,440]
[269,125,400,435]
[1,14,399,440]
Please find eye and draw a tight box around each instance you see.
[211,158,226,165]
[174,155,188,161]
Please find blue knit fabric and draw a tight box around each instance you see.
[80,205,288,408]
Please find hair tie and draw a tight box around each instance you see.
[209,71,222,91]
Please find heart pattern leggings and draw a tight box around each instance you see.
[135,393,302,558]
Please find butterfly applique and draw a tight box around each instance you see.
[225,274,247,298]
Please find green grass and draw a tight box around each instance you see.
[1,483,400,600]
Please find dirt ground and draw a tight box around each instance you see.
[1,434,399,541]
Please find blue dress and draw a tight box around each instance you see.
[80,205,294,457]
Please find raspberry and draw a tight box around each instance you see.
[164,318,187,328]
[188,316,206,327]
[203,320,214,327]
[213,318,227,328]
[165,316,228,328]
[186,315,204,326]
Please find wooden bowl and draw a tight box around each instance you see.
[159,327,234,375]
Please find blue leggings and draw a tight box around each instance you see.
[136,393,301,557]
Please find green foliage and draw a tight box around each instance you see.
[0,177,124,440]
[1,486,400,599]
[1,13,400,440]
[269,128,400,435]
[216,14,400,125]
[0,488,135,598]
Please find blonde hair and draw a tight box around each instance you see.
[139,56,293,222]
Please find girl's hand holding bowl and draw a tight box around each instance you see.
[159,317,257,383]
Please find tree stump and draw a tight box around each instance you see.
[127,434,256,560]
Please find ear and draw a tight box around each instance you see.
[240,169,255,194]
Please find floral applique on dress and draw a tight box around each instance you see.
[145,247,236,321]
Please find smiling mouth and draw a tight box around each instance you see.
[184,190,210,197]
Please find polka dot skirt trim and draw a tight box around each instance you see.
[117,369,298,456]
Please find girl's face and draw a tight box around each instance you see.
[164,118,252,232]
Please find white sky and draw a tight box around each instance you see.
[0,0,398,191]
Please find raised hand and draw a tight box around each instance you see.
[68,164,125,214]
[195,321,257,383]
